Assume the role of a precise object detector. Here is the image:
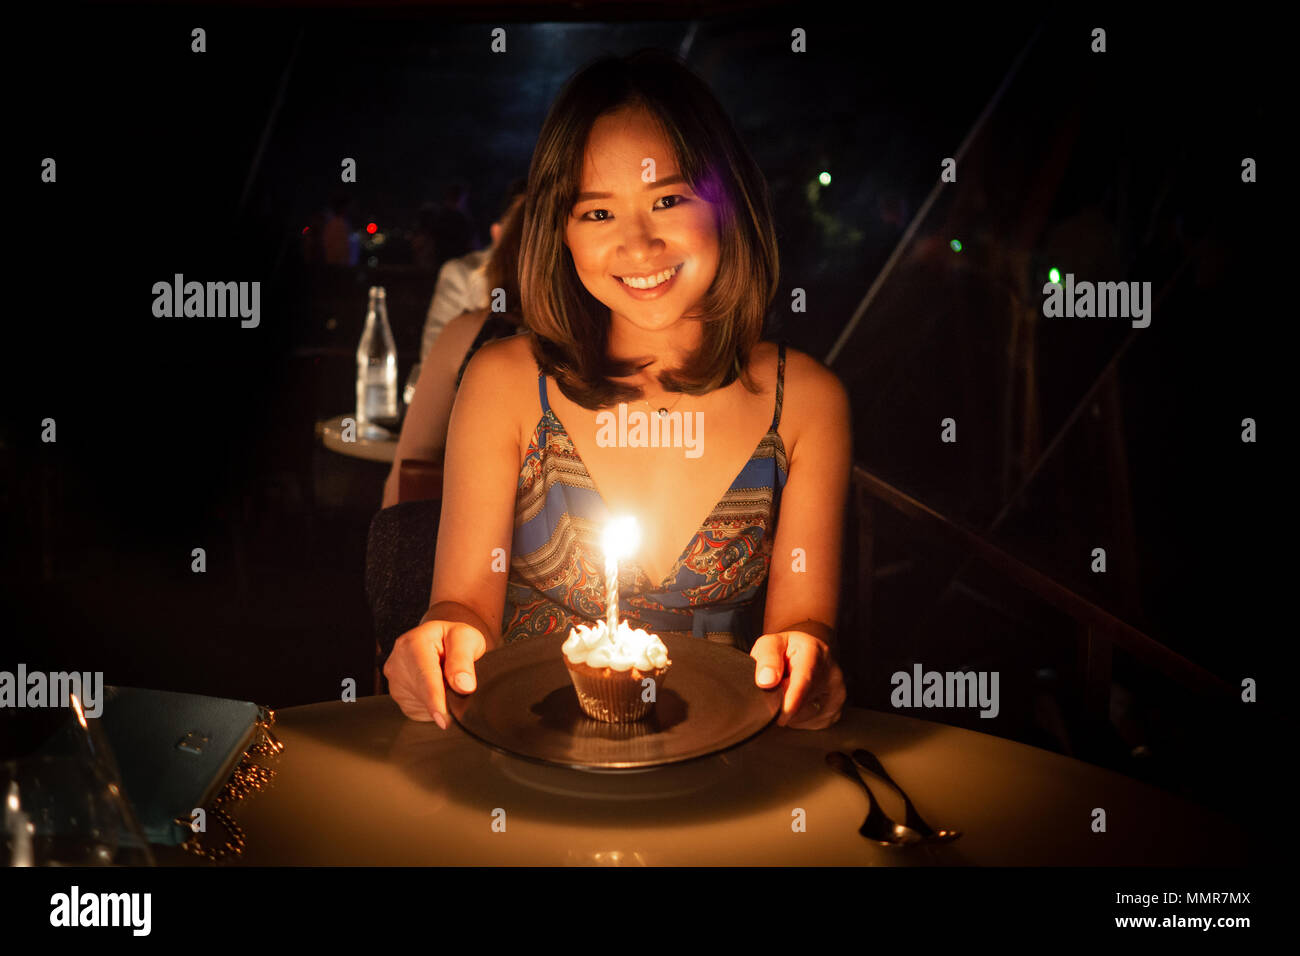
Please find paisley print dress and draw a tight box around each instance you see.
[501,343,788,652]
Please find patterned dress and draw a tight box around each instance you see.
[501,343,788,651]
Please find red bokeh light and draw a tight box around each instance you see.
[366,222,378,234]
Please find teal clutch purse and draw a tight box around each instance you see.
[98,686,271,847]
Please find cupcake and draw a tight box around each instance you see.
[561,619,672,723]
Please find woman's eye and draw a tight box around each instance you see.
[579,196,685,222]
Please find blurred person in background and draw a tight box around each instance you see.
[409,178,528,391]
[431,180,477,261]
[418,178,528,361]
[383,190,527,508]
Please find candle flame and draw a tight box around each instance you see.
[602,515,640,560]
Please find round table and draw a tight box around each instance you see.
[153,695,1255,866]
[316,414,398,463]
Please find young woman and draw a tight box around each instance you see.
[385,50,850,730]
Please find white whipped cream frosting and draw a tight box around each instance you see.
[562,619,670,672]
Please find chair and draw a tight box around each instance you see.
[397,457,443,504]
[364,458,443,694]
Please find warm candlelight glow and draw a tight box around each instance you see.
[602,516,640,559]
[602,516,640,633]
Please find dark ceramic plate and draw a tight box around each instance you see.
[447,633,780,772]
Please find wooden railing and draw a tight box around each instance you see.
[849,463,1235,731]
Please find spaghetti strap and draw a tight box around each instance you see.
[537,369,551,414]
[771,342,786,430]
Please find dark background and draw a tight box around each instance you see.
[2,3,1280,816]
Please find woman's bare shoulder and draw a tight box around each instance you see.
[748,341,843,401]
[767,343,850,452]
[460,328,536,380]
[457,330,539,443]
[781,343,842,391]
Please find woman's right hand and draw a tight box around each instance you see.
[383,620,487,727]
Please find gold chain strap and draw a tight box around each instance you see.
[177,708,282,862]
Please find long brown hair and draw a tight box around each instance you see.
[518,49,780,409]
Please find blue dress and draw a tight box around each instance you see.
[501,343,789,651]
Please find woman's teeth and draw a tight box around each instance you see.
[618,265,678,289]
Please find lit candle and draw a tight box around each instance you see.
[602,516,640,634]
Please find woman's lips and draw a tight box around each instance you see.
[614,263,682,301]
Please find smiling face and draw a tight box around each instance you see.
[564,105,720,334]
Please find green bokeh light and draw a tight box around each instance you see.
[818,171,831,186]
[950,239,962,252]
[1048,267,1061,284]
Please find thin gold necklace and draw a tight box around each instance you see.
[640,392,686,418]
[631,361,688,418]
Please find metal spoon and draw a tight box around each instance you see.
[852,748,961,843]
[824,751,923,846]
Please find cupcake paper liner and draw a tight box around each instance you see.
[565,659,671,723]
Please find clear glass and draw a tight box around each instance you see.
[1,696,154,866]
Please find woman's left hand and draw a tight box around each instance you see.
[750,631,846,730]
